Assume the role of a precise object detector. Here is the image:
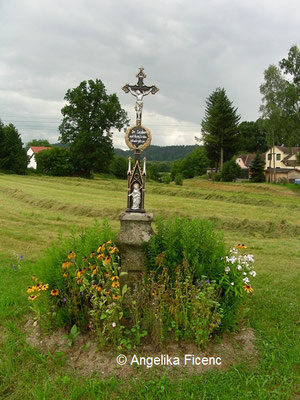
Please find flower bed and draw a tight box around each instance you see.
[27,218,256,350]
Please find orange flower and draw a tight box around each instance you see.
[63,273,68,278]
[62,261,72,269]
[96,286,102,292]
[68,251,76,260]
[112,294,120,300]
[97,253,104,260]
[90,251,95,258]
[77,270,83,278]
[92,268,98,276]
[51,289,59,296]
[104,272,110,278]
[112,281,120,288]
[103,255,111,265]
[237,244,247,250]
[91,284,97,289]
[83,256,88,263]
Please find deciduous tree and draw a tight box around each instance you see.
[260,45,300,146]
[59,79,128,178]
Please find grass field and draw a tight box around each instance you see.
[0,173,299,399]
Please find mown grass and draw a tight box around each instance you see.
[0,174,299,399]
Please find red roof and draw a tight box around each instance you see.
[30,146,51,154]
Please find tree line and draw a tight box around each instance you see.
[1,45,299,181]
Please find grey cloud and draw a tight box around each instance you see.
[0,0,299,146]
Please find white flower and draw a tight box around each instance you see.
[231,282,234,286]
[225,266,230,273]
[250,271,256,277]
[243,272,247,276]
[237,265,242,271]
[243,277,250,284]
[112,322,116,328]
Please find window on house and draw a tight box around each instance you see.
[268,154,272,160]
[276,154,281,161]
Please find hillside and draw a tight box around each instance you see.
[114,144,197,161]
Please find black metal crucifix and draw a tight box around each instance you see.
[122,67,159,126]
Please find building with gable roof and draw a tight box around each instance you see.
[27,146,51,169]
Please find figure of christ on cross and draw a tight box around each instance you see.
[122,67,159,125]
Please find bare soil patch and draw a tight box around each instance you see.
[24,318,258,379]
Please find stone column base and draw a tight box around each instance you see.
[115,212,154,285]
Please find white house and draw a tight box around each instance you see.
[264,146,300,169]
[27,146,51,169]
[264,146,300,182]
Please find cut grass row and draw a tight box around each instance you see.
[0,174,299,399]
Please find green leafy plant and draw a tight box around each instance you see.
[63,324,80,347]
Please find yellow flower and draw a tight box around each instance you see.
[32,276,38,282]
[68,251,76,260]
[35,283,43,291]
[97,253,104,260]
[41,284,49,291]
[237,244,247,250]
[243,284,253,294]
[111,276,119,281]
[96,286,102,292]
[77,269,83,278]
[27,286,35,294]
[112,294,120,300]
[51,289,59,296]
[92,268,98,276]
[105,291,110,296]
[97,245,105,253]
[91,284,97,289]
[28,294,40,301]
[90,251,95,258]
[104,272,110,278]
[112,281,120,288]
[63,273,68,278]
[107,240,112,245]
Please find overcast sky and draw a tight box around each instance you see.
[0,0,299,149]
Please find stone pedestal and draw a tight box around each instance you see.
[115,212,154,285]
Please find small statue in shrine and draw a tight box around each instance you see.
[128,183,141,210]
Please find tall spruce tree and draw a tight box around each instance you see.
[249,153,265,182]
[201,88,240,170]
